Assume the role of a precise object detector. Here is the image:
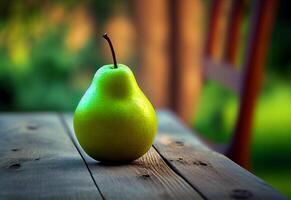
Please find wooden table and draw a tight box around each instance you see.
[0,111,287,200]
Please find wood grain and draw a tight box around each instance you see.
[0,113,102,200]
[154,111,288,200]
[63,114,203,200]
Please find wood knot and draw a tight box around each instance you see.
[176,157,188,164]
[27,124,39,130]
[11,148,20,152]
[141,174,150,178]
[230,189,253,199]
[138,173,151,179]
[175,141,184,146]
[8,163,21,169]
[137,168,151,179]
[193,160,208,166]
[34,158,40,161]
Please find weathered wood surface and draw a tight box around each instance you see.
[0,114,102,200]
[155,111,287,200]
[63,114,203,200]
[0,112,287,200]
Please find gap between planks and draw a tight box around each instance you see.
[58,113,106,200]
[152,144,208,200]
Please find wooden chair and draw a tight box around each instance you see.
[134,0,277,169]
[172,0,277,169]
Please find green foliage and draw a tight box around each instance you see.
[194,2,291,196]
[222,80,291,167]
[266,0,291,79]
[193,80,238,143]
[0,27,100,111]
[194,80,291,197]
[0,1,110,111]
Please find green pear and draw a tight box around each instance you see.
[73,33,157,163]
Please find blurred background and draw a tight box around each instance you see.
[0,0,290,197]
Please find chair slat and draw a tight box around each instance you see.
[203,57,242,94]
[224,0,244,64]
[205,0,223,58]
[227,0,278,169]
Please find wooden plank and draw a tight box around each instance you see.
[63,114,203,200]
[203,57,242,94]
[0,113,102,200]
[154,111,288,200]
[156,110,208,151]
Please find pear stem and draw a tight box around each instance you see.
[103,33,118,69]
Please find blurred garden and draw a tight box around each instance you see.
[195,0,291,196]
[0,0,290,197]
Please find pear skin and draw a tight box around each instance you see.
[73,64,157,163]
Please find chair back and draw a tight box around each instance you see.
[133,0,277,169]
[202,0,277,169]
